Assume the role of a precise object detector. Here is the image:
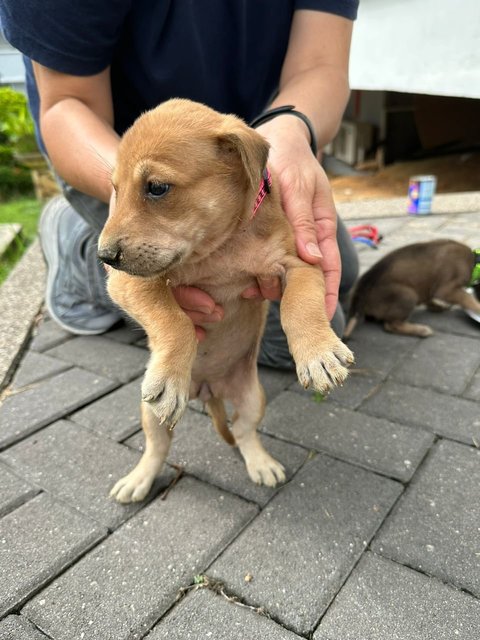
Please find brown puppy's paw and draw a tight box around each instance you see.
[413,325,434,338]
[245,451,286,487]
[141,372,189,427]
[296,339,354,393]
[384,321,434,338]
[110,468,156,503]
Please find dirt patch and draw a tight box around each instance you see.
[330,152,480,203]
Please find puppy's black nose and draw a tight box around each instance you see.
[98,245,121,267]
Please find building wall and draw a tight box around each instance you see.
[0,30,25,91]
[349,0,480,99]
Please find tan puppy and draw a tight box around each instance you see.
[98,98,353,503]
[344,239,480,338]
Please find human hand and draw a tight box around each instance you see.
[252,116,340,320]
[171,286,224,340]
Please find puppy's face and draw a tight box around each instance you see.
[98,99,269,277]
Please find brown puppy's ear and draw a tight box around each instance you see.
[217,123,270,191]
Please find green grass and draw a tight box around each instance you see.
[0,197,42,285]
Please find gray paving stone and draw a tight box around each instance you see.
[0,242,45,392]
[23,477,258,640]
[390,333,480,395]
[148,588,302,639]
[463,367,480,402]
[360,380,480,445]
[0,493,106,617]
[403,214,450,232]
[372,440,480,597]
[45,336,148,383]
[314,552,480,640]
[71,377,142,441]
[343,323,420,378]
[11,350,71,389]
[126,408,309,506]
[411,307,480,338]
[327,370,383,409]
[103,322,146,345]
[258,366,297,403]
[290,370,383,411]
[208,455,402,636]
[0,368,117,449]
[0,462,38,517]
[433,223,475,243]
[29,318,72,353]
[0,615,49,639]
[0,420,173,529]
[260,391,433,481]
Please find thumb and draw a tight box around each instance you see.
[283,193,323,265]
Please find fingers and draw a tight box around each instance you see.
[284,189,324,265]
[171,286,224,339]
[242,276,282,301]
[281,166,340,319]
[173,285,224,321]
[172,285,216,314]
[195,326,206,341]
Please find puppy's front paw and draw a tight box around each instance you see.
[110,469,155,503]
[246,451,286,487]
[141,371,189,427]
[296,338,354,393]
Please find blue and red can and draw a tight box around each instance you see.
[407,175,437,215]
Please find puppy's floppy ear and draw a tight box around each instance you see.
[217,121,270,191]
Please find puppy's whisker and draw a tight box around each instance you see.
[87,145,115,181]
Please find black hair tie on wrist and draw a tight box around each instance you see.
[250,105,318,157]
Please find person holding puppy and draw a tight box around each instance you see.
[0,0,359,369]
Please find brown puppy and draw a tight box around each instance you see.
[98,98,353,503]
[344,239,480,338]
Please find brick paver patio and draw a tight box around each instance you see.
[1,204,479,639]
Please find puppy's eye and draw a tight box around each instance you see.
[146,181,170,198]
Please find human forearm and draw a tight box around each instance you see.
[269,64,350,150]
[266,10,353,151]
[41,98,119,202]
[33,62,119,203]
[251,11,354,319]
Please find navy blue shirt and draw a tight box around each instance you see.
[1,0,358,147]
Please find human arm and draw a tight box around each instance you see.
[32,63,119,203]
[244,10,353,320]
[34,63,221,337]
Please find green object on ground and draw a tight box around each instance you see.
[0,197,42,285]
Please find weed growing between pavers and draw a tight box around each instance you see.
[176,574,271,618]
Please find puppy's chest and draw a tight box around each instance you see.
[170,242,284,294]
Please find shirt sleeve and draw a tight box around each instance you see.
[295,0,359,20]
[0,0,133,75]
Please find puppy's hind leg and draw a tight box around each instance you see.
[228,371,285,487]
[380,284,433,337]
[435,286,480,315]
[110,402,172,503]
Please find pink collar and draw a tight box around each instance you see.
[252,168,272,218]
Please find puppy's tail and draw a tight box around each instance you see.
[343,288,362,340]
[343,315,359,340]
[206,397,236,446]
